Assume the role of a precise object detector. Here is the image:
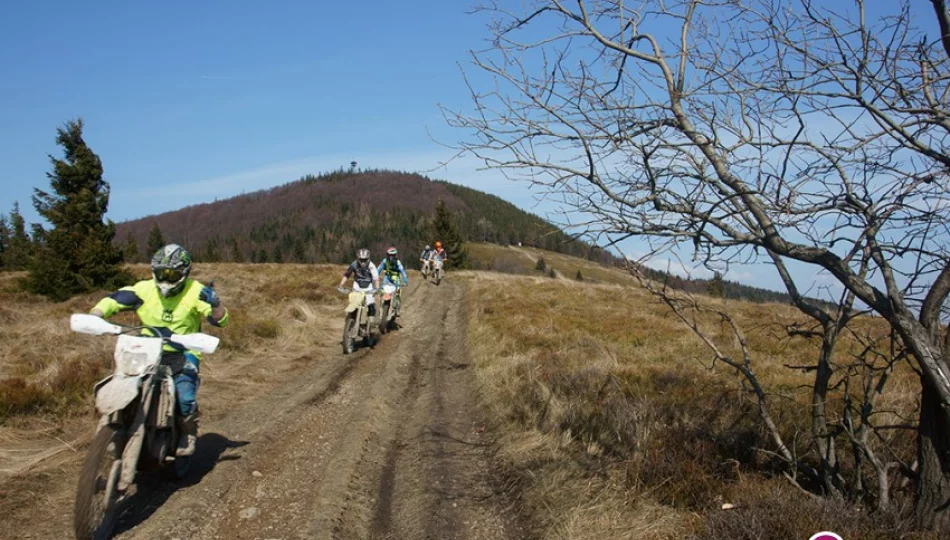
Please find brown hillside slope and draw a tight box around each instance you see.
[115,171,470,256]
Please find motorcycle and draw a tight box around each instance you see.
[420,258,431,280]
[431,257,445,286]
[378,282,401,335]
[338,286,378,354]
[70,314,219,540]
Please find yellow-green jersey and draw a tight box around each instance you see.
[92,278,229,357]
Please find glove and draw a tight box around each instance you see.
[199,285,220,308]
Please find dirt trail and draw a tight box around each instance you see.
[5,279,523,540]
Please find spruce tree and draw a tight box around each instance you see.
[146,222,166,256]
[5,203,34,270]
[0,214,8,270]
[708,271,726,298]
[229,237,244,262]
[27,119,125,300]
[122,232,140,263]
[431,200,469,269]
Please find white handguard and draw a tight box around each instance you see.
[71,314,122,336]
[169,332,220,354]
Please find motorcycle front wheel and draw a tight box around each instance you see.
[343,313,356,354]
[379,303,390,334]
[74,424,124,540]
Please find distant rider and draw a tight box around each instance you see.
[419,244,434,276]
[90,244,229,456]
[339,248,380,328]
[430,241,447,264]
[420,244,433,263]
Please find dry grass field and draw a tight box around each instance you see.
[459,269,929,540]
[0,255,936,539]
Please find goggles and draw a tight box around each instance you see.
[154,268,185,284]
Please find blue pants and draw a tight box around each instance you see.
[174,353,200,416]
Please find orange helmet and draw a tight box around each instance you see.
[435,241,443,249]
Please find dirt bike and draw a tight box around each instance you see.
[378,282,402,335]
[431,257,445,286]
[70,314,219,540]
[339,286,378,354]
[420,258,431,280]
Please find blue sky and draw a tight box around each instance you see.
[0,1,942,299]
[1,1,532,220]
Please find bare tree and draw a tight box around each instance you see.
[447,0,950,530]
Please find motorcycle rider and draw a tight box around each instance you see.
[379,247,409,287]
[420,244,433,263]
[89,244,228,457]
[430,241,447,264]
[339,248,380,328]
[378,247,409,315]
[419,244,433,277]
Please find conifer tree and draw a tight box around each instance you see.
[27,119,125,300]
[0,214,9,270]
[708,271,726,299]
[146,222,165,256]
[228,237,244,262]
[3,203,34,270]
[431,200,469,269]
[122,232,140,263]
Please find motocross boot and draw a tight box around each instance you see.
[176,412,199,456]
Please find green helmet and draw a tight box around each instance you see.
[151,244,192,298]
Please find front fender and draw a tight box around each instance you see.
[95,375,142,415]
[345,291,365,313]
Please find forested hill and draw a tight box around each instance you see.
[115,169,605,266]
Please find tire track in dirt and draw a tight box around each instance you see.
[110,278,522,540]
[368,282,523,540]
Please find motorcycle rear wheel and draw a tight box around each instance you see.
[74,424,124,540]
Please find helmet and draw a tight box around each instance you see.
[386,246,398,257]
[425,244,431,250]
[435,241,442,249]
[357,248,370,266]
[151,244,192,298]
